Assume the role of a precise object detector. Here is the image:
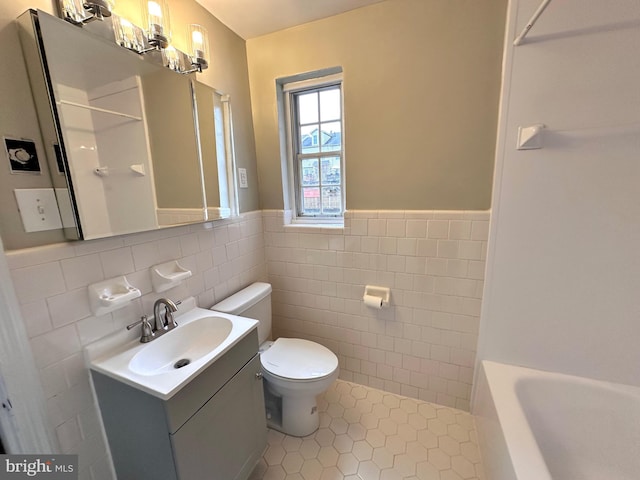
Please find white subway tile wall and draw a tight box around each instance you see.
[264,210,489,411]
[5,209,489,480]
[6,212,266,480]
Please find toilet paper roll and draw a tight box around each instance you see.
[363,294,383,309]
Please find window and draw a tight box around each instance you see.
[283,73,344,222]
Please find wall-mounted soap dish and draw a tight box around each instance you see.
[151,260,192,293]
[89,276,141,316]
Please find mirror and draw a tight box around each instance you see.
[194,82,236,220]
[14,9,236,242]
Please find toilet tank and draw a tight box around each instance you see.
[211,282,272,344]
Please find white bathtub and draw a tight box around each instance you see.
[473,361,640,480]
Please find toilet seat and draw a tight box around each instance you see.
[260,338,338,381]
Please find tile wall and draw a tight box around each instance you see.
[5,211,266,480]
[4,208,488,479]
[264,210,489,411]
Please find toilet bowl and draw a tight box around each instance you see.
[211,283,339,437]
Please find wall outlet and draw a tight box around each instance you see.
[238,168,248,188]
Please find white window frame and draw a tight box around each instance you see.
[283,73,345,225]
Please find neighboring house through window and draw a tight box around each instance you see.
[279,70,344,223]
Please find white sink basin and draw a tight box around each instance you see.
[128,316,233,376]
[87,299,258,399]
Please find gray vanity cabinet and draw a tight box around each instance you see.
[171,354,264,479]
[91,330,267,480]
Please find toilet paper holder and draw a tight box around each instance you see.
[363,285,390,309]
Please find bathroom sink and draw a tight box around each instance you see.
[87,298,258,399]
[128,316,233,376]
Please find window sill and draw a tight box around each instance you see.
[284,222,344,233]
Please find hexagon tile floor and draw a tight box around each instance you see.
[249,379,485,480]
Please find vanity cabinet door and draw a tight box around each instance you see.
[170,354,267,480]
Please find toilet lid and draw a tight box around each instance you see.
[261,338,338,380]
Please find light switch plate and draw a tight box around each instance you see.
[14,188,63,232]
[238,168,248,188]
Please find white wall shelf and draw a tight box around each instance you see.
[58,99,142,121]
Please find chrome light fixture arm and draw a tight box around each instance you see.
[60,0,114,26]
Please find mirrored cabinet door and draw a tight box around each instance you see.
[14,9,236,243]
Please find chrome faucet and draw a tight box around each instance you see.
[153,298,179,332]
[126,298,180,343]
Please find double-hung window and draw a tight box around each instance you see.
[283,73,344,222]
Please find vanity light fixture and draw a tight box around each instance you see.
[112,15,146,52]
[163,46,181,71]
[161,24,211,74]
[141,0,171,50]
[156,25,210,74]
[188,24,209,72]
[157,45,195,73]
[59,0,115,25]
[61,0,207,75]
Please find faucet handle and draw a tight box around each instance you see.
[126,315,155,343]
[126,317,144,330]
[164,300,181,330]
[164,300,182,330]
[165,305,179,330]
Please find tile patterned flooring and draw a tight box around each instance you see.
[249,380,485,480]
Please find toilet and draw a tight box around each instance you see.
[211,282,339,437]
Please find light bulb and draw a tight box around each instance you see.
[148,1,162,19]
[192,30,203,47]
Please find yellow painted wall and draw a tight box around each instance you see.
[247,0,507,210]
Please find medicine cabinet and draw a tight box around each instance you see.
[14,9,238,242]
